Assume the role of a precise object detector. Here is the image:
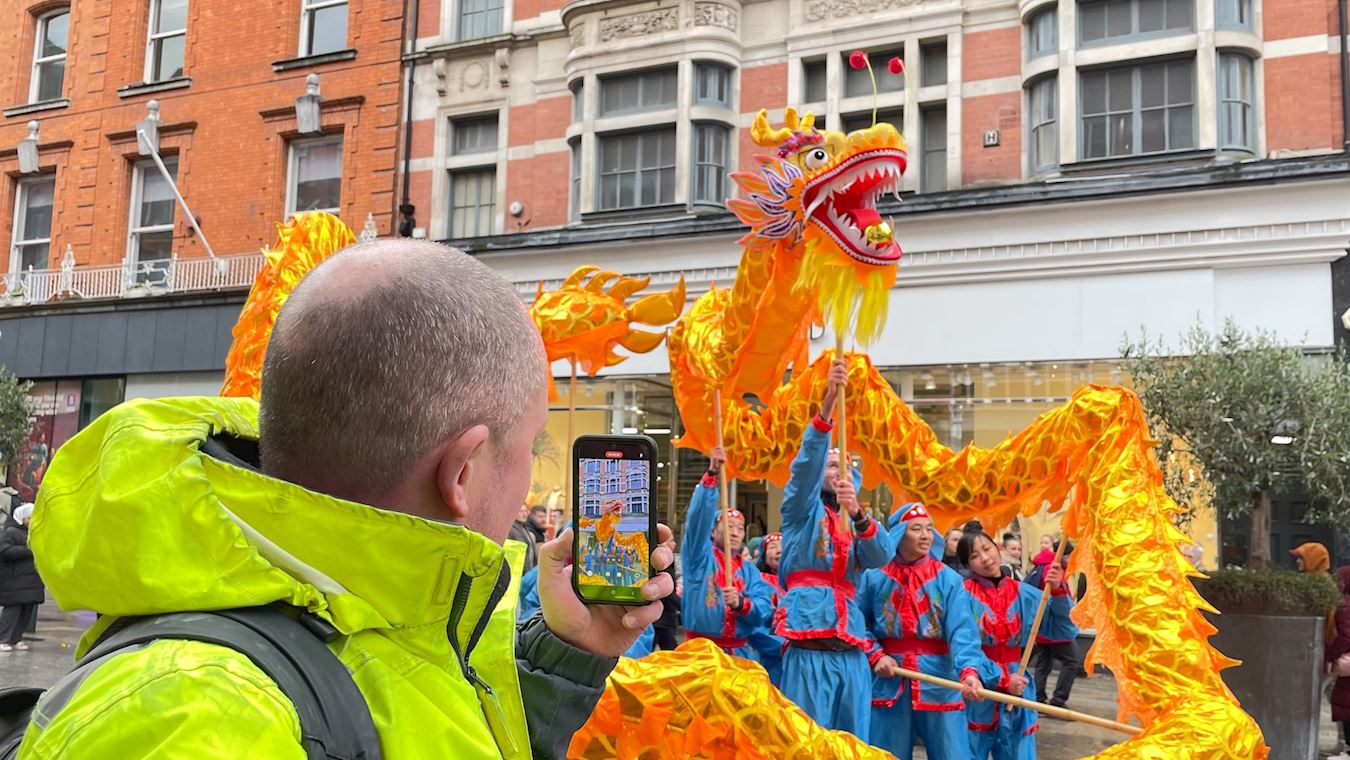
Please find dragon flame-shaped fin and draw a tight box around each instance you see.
[630,276,686,325]
[727,159,804,247]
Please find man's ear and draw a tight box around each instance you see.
[435,424,491,523]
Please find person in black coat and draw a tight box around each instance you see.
[0,503,43,651]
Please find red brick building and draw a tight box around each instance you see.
[0,0,403,274]
[0,0,404,498]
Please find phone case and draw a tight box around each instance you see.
[571,434,659,606]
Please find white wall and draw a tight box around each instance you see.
[125,371,227,400]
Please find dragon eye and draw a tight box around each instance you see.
[803,148,830,170]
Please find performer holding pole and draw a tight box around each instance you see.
[714,389,734,587]
[775,359,893,740]
[959,525,1077,759]
[680,446,775,659]
[1018,534,1068,675]
[858,503,1004,759]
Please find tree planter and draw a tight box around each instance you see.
[1208,613,1324,760]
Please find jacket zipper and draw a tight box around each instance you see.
[447,562,518,756]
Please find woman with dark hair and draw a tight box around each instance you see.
[1325,566,1350,760]
[957,526,1074,760]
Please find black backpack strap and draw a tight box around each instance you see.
[0,687,45,759]
[76,607,382,760]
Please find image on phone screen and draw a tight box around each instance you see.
[575,456,651,589]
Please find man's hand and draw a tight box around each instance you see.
[723,587,741,612]
[1044,563,1064,589]
[537,525,675,658]
[820,359,847,416]
[1006,672,1030,695]
[708,446,727,475]
[873,654,899,678]
[961,673,984,701]
[836,475,861,518]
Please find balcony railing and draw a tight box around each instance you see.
[0,252,265,308]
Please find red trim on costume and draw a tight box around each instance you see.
[701,472,718,488]
[811,414,833,432]
[959,667,979,683]
[856,517,877,539]
[879,638,950,656]
[775,506,869,648]
[1050,583,1069,597]
[982,644,1021,663]
[712,547,746,641]
[685,630,747,651]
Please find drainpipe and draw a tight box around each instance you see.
[398,0,421,237]
[1340,0,1349,151]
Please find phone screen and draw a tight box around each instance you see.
[572,435,656,605]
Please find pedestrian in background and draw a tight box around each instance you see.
[0,504,42,651]
[1325,566,1350,760]
[509,504,538,573]
[1027,540,1081,708]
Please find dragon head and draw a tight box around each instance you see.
[728,108,908,343]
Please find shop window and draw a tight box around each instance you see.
[301,0,348,56]
[694,64,732,107]
[803,59,827,103]
[11,176,55,277]
[1080,59,1195,159]
[844,47,904,97]
[448,169,496,237]
[599,68,677,116]
[30,9,69,103]
[128,158,177,285]
[1079,0,1193,45]
[597,129,676,210]
[841,108,903,135]
[287,136,343,216]
[1029,76,1058,171]
[571,81,584,122]
[451,113,499,155]
[146,0,188,82]
[1218,53,1256,153]
[1027,6,1057,59]
[1216,0,1251,28]
[458,0,503,40]
[920,41,947,87]
[570,140,582,221]
[921,107,947,192]
[692,124,729,205]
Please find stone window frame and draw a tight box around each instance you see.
[144,0,189,84]
[285,134,345,217]
[126,156,179,285]
[29,7,70,104]
[9,174,57,278]
[299,0,350,58]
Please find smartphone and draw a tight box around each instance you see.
[572,434,658,606]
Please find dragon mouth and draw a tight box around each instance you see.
[801,149,907,266]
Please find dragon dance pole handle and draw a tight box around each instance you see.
[1019,532,1070,674]
[890,666,1141,735]
[556,360,578,543]
[834,334,848,470]
[713,389,733,588]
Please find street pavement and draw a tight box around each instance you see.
[3,601,1347,758]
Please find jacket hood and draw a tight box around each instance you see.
[1291,542,1331,574]
[33,397,509,639]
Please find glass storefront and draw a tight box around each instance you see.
[7,377,125,502]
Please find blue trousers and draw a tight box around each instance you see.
[969,717,1036,760]
[871,682,971,760]
[780,646,871,741]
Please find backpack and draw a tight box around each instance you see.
[0,605,382,760]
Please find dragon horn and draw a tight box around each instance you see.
[561,264,598,289]
[629,276,687,325]
[752,109,794,147]
[584,270,620,293]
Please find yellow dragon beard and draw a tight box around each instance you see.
[796,229,897,346]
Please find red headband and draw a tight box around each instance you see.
[898,503,930,522]
[764,532,782,549]
[716,509,746,525]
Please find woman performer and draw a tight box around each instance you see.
[959,526,1074,759]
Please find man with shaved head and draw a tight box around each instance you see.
[20,237,672,759]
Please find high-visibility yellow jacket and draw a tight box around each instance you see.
[19,396,613,759]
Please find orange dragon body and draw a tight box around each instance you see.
[572,110,1268,758]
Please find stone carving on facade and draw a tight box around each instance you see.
[461,58,489,91]
[495,48,511,88]
[433,59,449,96]
[599,8,679,41]
[804,0,923,22]
[569,23,586,48]
[693,2,738,30]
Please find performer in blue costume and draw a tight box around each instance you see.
[958,526,1074,760]
[748,532,786,685]
[859,502,1002,760]
[681,446,775,659]
[776,359,894,740]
